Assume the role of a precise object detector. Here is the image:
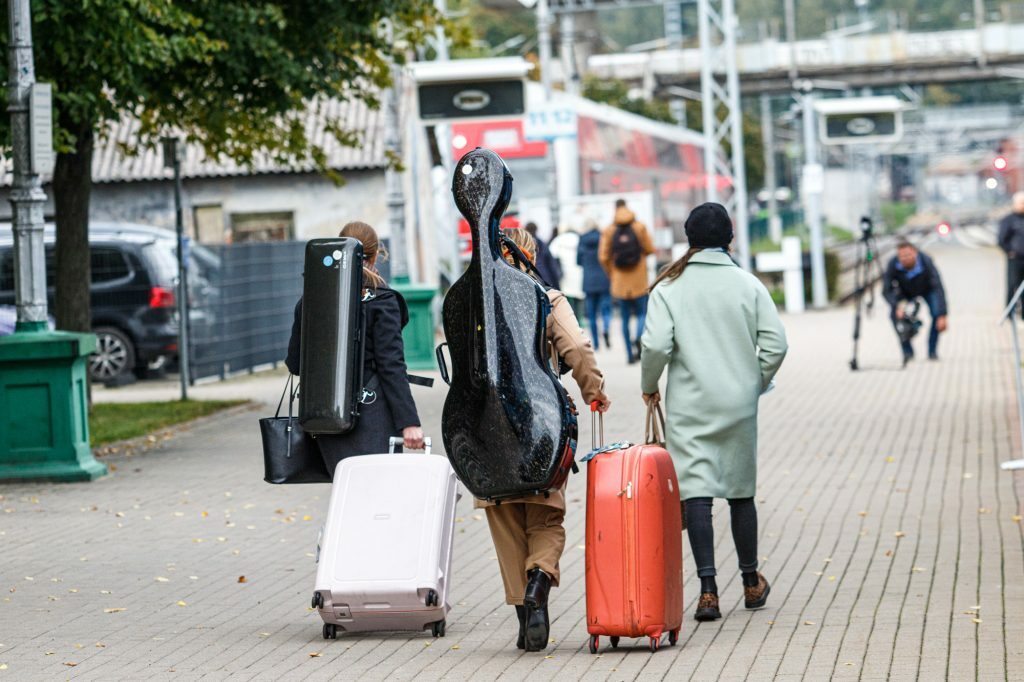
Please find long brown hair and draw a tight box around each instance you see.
[340,221,387,289]
[649,246,704,293]
[501,227,537,269]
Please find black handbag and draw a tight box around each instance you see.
[260,375,331,484]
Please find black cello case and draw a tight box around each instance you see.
[440,148,578,501]
[298,238,365,434]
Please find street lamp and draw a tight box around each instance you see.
[162,135,191,401]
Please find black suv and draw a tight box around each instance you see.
[0,222,213,382]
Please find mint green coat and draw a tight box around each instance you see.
[640,251,787,500]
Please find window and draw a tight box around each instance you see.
[90,248,131,283]
[194,205,226,244]
[229,211,295,243]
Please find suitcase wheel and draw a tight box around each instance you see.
[588,635,599,654]
[649,636,660,652]
[431,620,446,638]
[323,623,337,640]
[425,589,439,607]
[311,592,324,610]
[610,636,620,649]
[669,629,679,646]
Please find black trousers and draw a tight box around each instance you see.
[1008,258,1024,319]
[685,497,758,578]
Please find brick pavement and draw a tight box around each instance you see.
[1,243,1022,681]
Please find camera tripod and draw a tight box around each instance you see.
[849,220,883,371]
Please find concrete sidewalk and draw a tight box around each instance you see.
[1,243,1021,681]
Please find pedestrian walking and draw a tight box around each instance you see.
[478,227,611,652]
[640,202,788,622]
[599,199,655,363]
[577,219,612,349]
[548,227,585,320]
[998,191,1024,314]
[882,241,947,363]
[524,221,562,289]
[285,221,424,475]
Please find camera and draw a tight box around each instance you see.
[859,216,874,241]
[895,301,922,344]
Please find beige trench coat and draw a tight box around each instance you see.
[475,288,605,510]
[598,206,656,300]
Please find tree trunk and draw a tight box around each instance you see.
[52,125,94,333]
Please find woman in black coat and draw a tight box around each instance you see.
[285,221,423,475]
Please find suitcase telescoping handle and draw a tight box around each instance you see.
[388,436,432,455]
[590,401,604,448]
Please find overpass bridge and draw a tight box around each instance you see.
[588,20,1024,95]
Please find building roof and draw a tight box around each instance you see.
[3,96,385,186]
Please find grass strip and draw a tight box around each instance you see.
[90,399,247,446]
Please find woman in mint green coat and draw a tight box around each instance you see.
[640,202,787,623]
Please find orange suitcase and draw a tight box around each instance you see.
[584,404,683,653]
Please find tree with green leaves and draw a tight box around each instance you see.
[1,1,438,333]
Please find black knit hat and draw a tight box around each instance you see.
[684,202,734,248]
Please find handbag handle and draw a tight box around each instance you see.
[644,402,666,446]
[274,374,301,460]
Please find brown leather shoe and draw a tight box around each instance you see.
[744,573,771,609]
[694,592,721,621]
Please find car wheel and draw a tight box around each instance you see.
[90,327,136,382]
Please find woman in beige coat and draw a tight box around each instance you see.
[476,227,611,652]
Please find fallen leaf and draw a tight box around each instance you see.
[259,632,270,637]
[813,571,823,576]
[189,576,199,580]
[1012,515,1022,523]
[63,662,77,667]
[828,576,836,581]
[23,577,33,581]
[545,655,554,659]
[201,511,209,518]
[176,601,187,607]
[803,621,815,625]
[155,577,170,583]
[217,537,227,542]
[173,512,184,517]
[68,589,78,593]
[858,511,868,517]
[237,576,247,584]
[0,664,7,669]
[912,567,926,573]
[885,550,893,557]
[823,557,832,563]
[971,605,981,610]
[95,643,106,648]
[302,515,312,521]
[894,531,905,538]
[74,644,83,649]
[978,508,990,514]
[100,590,111,594]
[451,645,460,650]
[104,607,126,613]
[963,473,973,479]
[308,652,322,658]
[766,620,775,625]
[115,512,125,518]
[885,456,895,463]
[246,525,256,530]
[972,618,982,624]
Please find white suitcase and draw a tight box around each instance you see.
[312,437,459,639]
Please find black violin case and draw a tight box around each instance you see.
[298,238,365,435]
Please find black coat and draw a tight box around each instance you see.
[285,286,420,474]
[883,251,947,317]
[533,236,563,289]
[577,230,610,295]
[998,212,1024,258]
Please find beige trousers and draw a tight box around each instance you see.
[484,502,566,605]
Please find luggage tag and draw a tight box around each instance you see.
[580,442,634,463]
[579,401,631,462]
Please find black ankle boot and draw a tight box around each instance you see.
[515,605,526,650]
[523,568,552,652]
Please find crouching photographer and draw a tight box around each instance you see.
[883,241,948,365]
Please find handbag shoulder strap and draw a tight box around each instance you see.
[275,374,300,420]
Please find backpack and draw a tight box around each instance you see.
[612,222,642,269]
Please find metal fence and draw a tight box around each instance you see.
[188,241,305,381]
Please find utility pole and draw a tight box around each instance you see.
[537,0,560,232]
[801,91,828,308]
[7,0,48,332]
[761,94,782,243]
[1,0,106,482]
[559,11,579,97]
[697,0,751,271]
[784,0,798,82]
[664,1,687,127]
[162,136,190,399]
[384,59,408,282]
